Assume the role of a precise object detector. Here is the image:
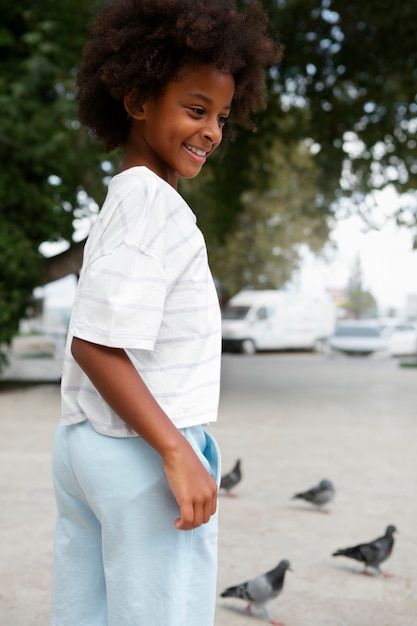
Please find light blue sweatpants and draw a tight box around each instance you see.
[50,420,221,626]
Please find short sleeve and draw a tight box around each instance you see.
[70,241,166,350]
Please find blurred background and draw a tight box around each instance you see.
[2,0,417,376]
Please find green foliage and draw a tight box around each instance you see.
[0,0,106,353]
[182,0,417,293]
[0,220,42,347]
[266,0,417,198]
[344,255,378,318]
[187,139,330,298]
[1,0,416,366]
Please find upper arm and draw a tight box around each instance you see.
[71,336,125,374]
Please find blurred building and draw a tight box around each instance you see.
[406,293,417,320]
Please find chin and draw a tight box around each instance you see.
[181,167,204,179]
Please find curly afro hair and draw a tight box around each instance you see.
[76,0,283,151]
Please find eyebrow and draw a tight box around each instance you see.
[186,92,232,110]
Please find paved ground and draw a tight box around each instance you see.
[0,353,416,625]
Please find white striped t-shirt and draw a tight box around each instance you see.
[61,166,221,436]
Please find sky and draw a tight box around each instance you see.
[296,214,417,315]
[295,186,417,315]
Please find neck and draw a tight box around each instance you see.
[120,154,179,190]
[121,125,179,189]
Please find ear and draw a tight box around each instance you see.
[123,92,145,120]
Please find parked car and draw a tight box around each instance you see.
[386,323,417,357]
[329,320,387,356]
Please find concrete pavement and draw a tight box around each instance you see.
[0,353,416,625]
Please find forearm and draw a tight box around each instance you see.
[71,336,218,529]
[71,336,183,456]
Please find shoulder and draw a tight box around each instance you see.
[111,167,196,229]
[99,168,166,230]
[90,167,195,254]
[107,166,156,207]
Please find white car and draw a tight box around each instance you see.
[329,321,387,356]
[386,323,417,357]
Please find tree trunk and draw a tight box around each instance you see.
[40,239,86,285]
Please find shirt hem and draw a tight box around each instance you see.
[60,415,217,438]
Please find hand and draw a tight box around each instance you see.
[162,436,218,530]
[69,340,217,529]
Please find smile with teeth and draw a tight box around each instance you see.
[185,144,208,157]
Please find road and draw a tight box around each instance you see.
[0,352,416,625]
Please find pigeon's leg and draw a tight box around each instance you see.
[245,602,253,615]
[226,492,237,498]
[265,604,285,626]
[363,566,375,576]
[364,565,394,578]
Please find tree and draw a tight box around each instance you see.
[1,0,417,359]
[0,0,109,350]
[344,255,378,318]
[265,0,417,199]
[183,0,417,292]
[196,139,330,299]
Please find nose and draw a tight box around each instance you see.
[203,117,222,145]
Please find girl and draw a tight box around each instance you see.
[51,1,282,624]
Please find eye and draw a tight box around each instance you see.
[188,107,205,116]
[218,115,229,126]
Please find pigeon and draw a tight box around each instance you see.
[332,524,397,576]
[220,559,291,625]
[220,458,242,497]
[292,478,335,512]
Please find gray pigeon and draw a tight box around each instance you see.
[220,458,242,497]
[292,478,335,512]
[332,524,397,576]
[220,559,291,625]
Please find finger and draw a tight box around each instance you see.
[211,491,218,516]
[191,499,205,528]
[174,502,194,530]
[202,499,213,524]
[198,485,218,525]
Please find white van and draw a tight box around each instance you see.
[221,290,337,354]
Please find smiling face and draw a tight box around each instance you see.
[123,65,235,187]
